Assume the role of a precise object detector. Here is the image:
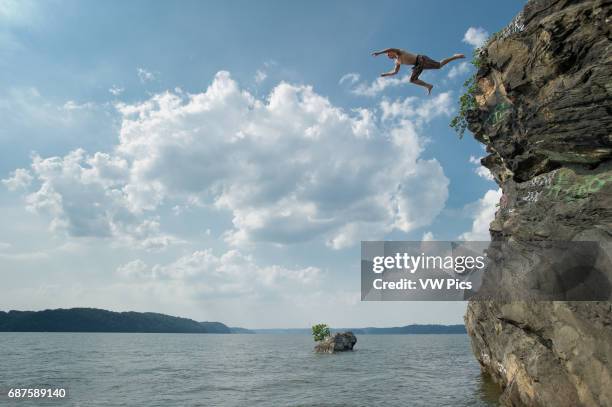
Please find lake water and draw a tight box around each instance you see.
[0,333,500,406]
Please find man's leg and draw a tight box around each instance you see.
[410,78,433,95]
[439,54,466,67]
[410,64,433,95]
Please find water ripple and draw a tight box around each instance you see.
[0,333,500,407]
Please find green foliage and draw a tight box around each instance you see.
[449,48,482,138]
[312,323,331,342]
[450,28,518,137]
[471,47,484,69]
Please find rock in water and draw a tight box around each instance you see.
[463,0,612,406]
[314,332,357,353]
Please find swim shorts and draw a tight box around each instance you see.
[411,55,441,81]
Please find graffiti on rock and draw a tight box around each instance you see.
[520,169,612,204]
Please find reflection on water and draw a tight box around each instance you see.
[477,372,503,405]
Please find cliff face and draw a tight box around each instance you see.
[464,0,612,406]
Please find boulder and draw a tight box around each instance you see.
[314,332,357,353]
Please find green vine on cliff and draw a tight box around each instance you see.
[449,48,483,138]
[449,27,512,139]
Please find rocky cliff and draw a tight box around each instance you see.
[463,0,612,406]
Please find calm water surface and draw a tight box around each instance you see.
[0,333,500,406]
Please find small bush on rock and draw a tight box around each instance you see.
[312,324,331,342]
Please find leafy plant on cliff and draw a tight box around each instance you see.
[449,48,483,138]
[312,323,331,342]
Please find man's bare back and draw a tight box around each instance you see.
[371,48,465,95]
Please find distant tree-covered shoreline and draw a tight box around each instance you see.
[0,308,240,333]
[0,308,465,335]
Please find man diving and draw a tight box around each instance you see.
[371,48,465,94]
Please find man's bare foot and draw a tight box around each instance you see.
[426,84,433,95]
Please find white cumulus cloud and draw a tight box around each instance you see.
[469,155,494,181]
[351,75,412,97]
[2,168,33,190]
[7,71,450,250]
[463,27,489,48]
[422,231,435,241]
[117,249,321,296]
[11,149,177,250]
[459,189,501,241]
[380,92,454,123]
[447,61,471,79]
[116,259,150,278]
[338,72,360,86]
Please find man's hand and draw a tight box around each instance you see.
[372,48,398,57]
[380,63,400,78]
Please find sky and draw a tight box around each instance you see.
[0,0,524,328]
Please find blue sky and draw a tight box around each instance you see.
[0,0,524,328]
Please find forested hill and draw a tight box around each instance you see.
[253,324,467,334]
[351,324,466,335]
[0,308,242,333]
[0,308,463,334]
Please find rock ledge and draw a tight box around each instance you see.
[314,332,357,353]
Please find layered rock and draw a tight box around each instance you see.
[464,0,612,405]
[314,332,357,353]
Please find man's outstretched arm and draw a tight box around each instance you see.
[372,48,400,56]
[380,63,400,77]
